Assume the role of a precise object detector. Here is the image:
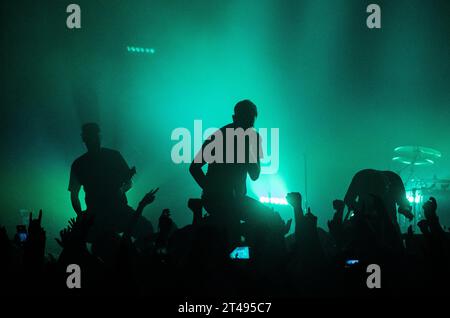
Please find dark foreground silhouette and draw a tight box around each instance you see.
[1,105,449,302]
[1,192,449,301]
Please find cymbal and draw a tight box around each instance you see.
[392,156,435,165]
[421,177,450,184]
[392,146,441,165]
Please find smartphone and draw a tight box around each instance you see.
[230,246,250,260]
[345,259,359,268]
[16,225,28,243]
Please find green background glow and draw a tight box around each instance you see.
[1,0,449,253]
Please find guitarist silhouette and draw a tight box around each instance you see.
[69,123,153,241]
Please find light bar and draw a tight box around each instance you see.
[259,196,288,205]
[407,194,422,204]
[126,46,155,54]
[406,189,423,204]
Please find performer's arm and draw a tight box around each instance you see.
[68,165,82,216]
[190,140,209,190]
[116,151,133,193]
[247,132,262,181]
[70,191,82,216]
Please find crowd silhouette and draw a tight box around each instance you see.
[1,100,449,302]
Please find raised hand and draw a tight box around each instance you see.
[333,199,345,212]
[139,188,159,208]
[328,200,345,239]
[423,197,437,221]
[55,214,93,249]
[332,199,345,222]
[417,219,430,235]
[24,210,46,270]
[67,217,77,230]
[124,188,159,238]
[295,207,319,243]
[286,192,302,210]
[28,210,45,242]
[304,207,318,227]
[55,228,70,248]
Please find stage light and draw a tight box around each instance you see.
[126,46,155,54]
[406,192,422,204]
[259,196,288,205]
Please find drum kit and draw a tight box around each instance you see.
[392,146,449,231]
